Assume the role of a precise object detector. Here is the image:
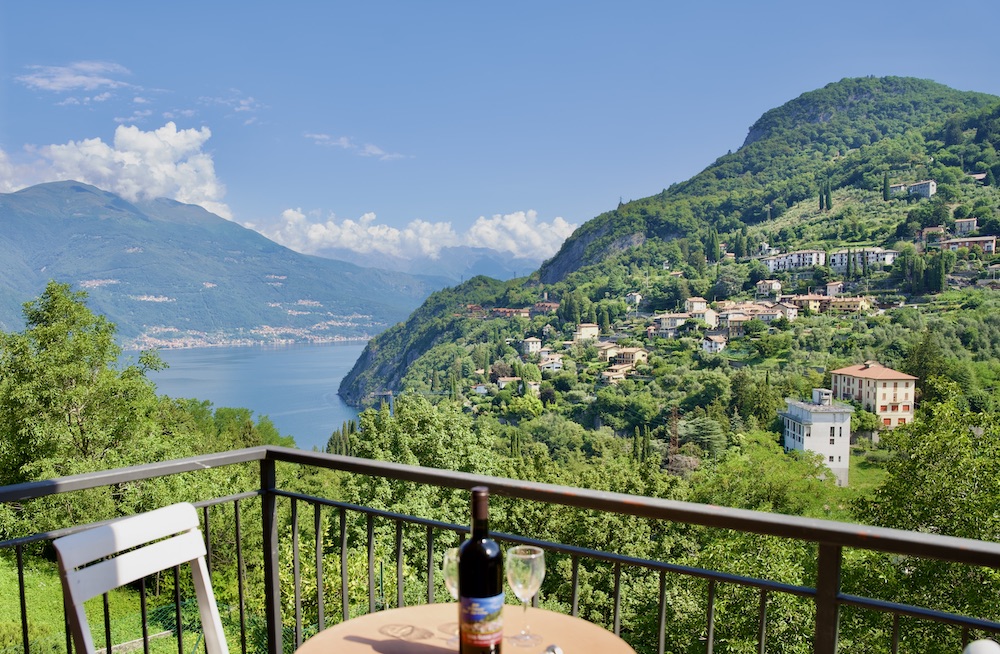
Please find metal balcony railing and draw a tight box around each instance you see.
[2,445,1000,654]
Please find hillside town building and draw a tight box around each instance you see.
[761,249,826,273]
[573,323,600,342]
[780,388,853,486]
[828,247,899,273]
[830,361,917,428]
[954,217,978,235]
[940,236,996,254]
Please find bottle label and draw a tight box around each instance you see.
[459,592,504,648]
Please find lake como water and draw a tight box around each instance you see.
[142,342,366,452]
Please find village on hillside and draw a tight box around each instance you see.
[442,179,1000,485]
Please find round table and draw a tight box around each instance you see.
[295,603,636,654]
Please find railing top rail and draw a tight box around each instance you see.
[0,447,268,503]
[3,445,1000,569]
[266,447,1000,568]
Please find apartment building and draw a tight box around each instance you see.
[780,388,854,486]
[761,249,826,273]
[830,361,917,428]
[828,247,899,273]
[940,236,996,254]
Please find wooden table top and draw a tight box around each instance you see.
[295,603,636,654]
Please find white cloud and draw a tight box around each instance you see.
[200,91,263,119]
[1,122,231,219]
[306,132,406,161]
[17,61,132,93]
[265,208,576,261]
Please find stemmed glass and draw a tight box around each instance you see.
[441,548,460,645]
[505,545,545,647]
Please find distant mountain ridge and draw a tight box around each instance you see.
[311,245,542,283]
[0,181,449,347]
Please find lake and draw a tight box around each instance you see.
[141,342,367,452]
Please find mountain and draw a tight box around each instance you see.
[538,76,999,284]
[312,245,542,283]
[339,76,1000,405]
[0,181,449,346]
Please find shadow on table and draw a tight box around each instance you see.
[344,622,452,653]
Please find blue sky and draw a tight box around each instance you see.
[2,1,998,265]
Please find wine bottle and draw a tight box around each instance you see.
[458,486,504,653]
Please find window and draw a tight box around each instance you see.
[899,418,906,425]
[903,405,910,411]
[880,405,888,412]
[894,382,898,388]
[882,393,886,400]
[883,418,892,426]
[891,405,898,412]
[830,427,835,438]
[830,438,835,445]
[829,456,834,462]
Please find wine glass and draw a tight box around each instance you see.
[441,548,460,644]
[505,545,545,647]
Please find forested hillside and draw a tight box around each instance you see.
[341,76,1000,418]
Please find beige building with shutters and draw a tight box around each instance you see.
[830,361,917,428]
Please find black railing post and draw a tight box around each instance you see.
[815,543,842,654]
[262,457,283,654]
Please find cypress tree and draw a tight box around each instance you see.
[987,169,997,187]
[819,188,826,211]
[883,171,890,201]
[826,184,833,211]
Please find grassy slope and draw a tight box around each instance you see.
[0,553,213,653]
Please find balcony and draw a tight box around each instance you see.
[3,445,1000,654]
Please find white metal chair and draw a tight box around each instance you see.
[52,502,228,654]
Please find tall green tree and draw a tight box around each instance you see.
[0,282,166,485]
[882,171,890,201]
[850,382,1000,651]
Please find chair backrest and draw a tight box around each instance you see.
[52,502,228,654]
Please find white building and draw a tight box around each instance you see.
[780,388,854,486]
[521,337,542,356]
[908,180,937,198]
[701,334,727,354]
[828,247,899,273]
[762,249,826,273]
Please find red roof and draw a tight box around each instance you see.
[830,361,917,381]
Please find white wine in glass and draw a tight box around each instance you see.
[442,548,460,645]
[505,546,545,647]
